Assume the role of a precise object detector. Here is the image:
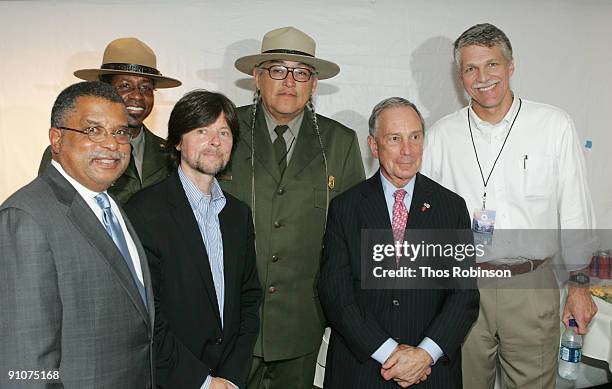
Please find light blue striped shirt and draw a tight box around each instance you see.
[178,168,237,389]
[178,166,226,327]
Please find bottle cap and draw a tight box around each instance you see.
[569,318,578,327]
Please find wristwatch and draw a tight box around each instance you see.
[569,272,590,285]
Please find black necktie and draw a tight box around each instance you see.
[273,125,289,175]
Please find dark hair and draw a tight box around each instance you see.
[99,74,116,85]
[368,97,425,137]
[454,23,513,68]
[50,81,124,128]
[166,90,240,168]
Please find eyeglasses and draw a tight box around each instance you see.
[261,65,316,82]
[58,126,133,144]
[114,81,155,96]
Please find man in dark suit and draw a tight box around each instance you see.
[0,81,154,388]
[39,37,182,203]
[125,90,261,389]
[318,97,479,388]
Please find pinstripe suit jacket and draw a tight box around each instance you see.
[0,165,155,388]
[318,172,479,389]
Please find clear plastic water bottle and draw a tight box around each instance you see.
[558,318,582,380]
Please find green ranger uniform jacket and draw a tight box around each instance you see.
[38,126,171,204]
[218,104,365,361]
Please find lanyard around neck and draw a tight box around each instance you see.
[468,98,522,209]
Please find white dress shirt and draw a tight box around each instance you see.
[50,160,144,284]
[421,97,596,269]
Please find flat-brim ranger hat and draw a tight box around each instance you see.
[235,26,340,80]
[73,37,181,88]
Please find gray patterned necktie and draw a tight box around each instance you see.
[95,193,147,307]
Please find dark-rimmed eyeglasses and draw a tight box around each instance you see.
[58,126,133,144]
[261,65,316,82]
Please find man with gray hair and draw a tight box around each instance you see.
[421,23,597,388]
[319,97,479,388]
[221,27,365,389]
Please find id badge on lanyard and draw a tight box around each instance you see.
[472,193,496,246]
[467,98,522,246]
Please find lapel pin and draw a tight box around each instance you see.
[421,202,430,212]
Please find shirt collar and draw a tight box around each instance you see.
[468,94,520,134]
[177,166,225,211]
[262,104,304,140]
[51,160,107,201]
[130,125,145,150]
[380,171,416,201]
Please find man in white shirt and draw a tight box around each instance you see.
[421,23,597,388]
[0,81,154,388]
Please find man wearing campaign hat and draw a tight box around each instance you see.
[38,37,182,203]
[220,27,365,389]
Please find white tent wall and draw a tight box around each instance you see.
[1,0,611,227]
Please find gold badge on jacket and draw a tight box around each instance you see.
[328,175,335,190]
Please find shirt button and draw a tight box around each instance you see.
[271,255,279,263]
[273,221,282,228]
[277,187,285,195]
[392,299,400,306]
[268,286,277,294]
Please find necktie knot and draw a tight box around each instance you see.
[274,125,289,138]
[393,189,407,203]
[95,193,111,210]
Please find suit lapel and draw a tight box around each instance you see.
[141,126,168,185]
[283,109,320,181]
[43,167,150,324]
[406,173,434,229]
[121,208,155,327]
[167,173,223,328]
[361,171,393,230]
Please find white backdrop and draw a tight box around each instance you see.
[1,0,611,226]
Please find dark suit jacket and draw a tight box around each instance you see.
[318,172,479,389]
[39,126,171,204]
[125,171,262,388]
[0,165,155,388]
